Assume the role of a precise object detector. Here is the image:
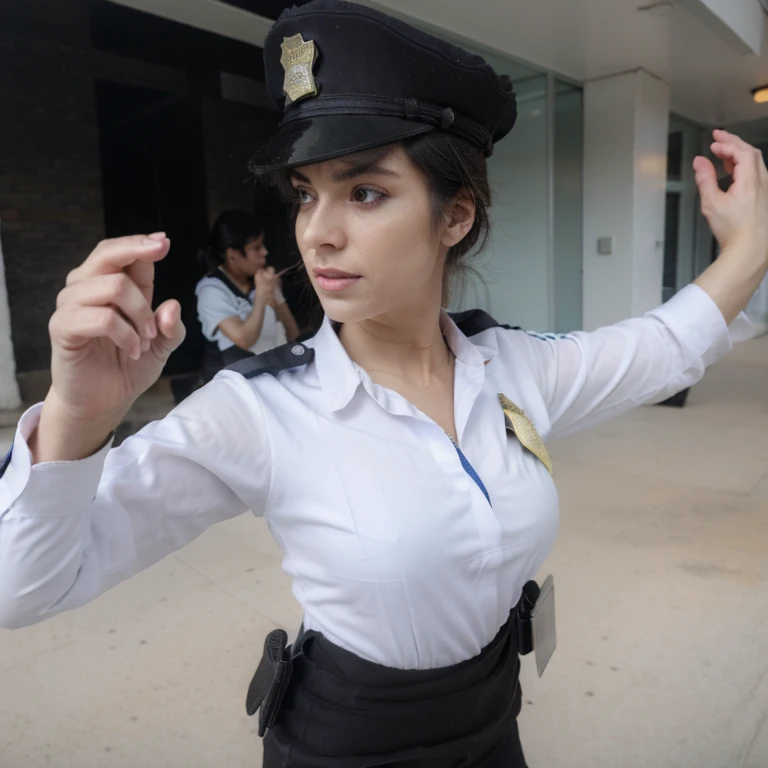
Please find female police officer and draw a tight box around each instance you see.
[0,1,765,766]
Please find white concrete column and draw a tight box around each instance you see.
[0,222,22,410]
[582,70,670,331]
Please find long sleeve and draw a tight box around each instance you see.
[506,284,753,441]
[0,371,271,629]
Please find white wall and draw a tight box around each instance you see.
[677,0,766,55]
[583,71,670,331]
[631,73,672,319]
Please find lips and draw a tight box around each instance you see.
[312,267,361,293]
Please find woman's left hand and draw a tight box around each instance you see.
[694,130,768,262]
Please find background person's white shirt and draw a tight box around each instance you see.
[195,274,286,356]
[0,285,752,669]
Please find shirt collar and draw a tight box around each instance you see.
[439,311,498,369]
[311,311,498,413]
[311,315,363,412]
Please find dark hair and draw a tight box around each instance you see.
[265,132,491,303]
[401,132,491,300]
[198,209,265,275]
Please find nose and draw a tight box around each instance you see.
[300,200,346,253]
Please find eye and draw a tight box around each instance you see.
[352,186,386,205]
[295,187,315,205]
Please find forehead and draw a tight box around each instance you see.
[294,144,407,180]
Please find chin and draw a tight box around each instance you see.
[317,293,381,326]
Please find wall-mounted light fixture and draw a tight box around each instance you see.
[752,86,768,104]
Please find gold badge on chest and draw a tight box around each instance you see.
[499,394,553,476]
[280,34,319,105]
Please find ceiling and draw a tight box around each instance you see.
[367,0,768,127]
[108,0,768,129]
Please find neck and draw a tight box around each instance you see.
[220,264,251,291]
[339,299,452,389]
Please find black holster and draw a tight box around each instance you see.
[245,629,293,737]
[516,580,540,656]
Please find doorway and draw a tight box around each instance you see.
[95,80,209,375]
[663,117,709,302]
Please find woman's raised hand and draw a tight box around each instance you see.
[694,130,768,259]
[46,234,186,430]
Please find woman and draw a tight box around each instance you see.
[0,2,766,766]
[196,209,300,373]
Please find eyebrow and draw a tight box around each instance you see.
[332,164,400,182]
[290,163,400,185]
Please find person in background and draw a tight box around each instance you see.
[195,209,300,376]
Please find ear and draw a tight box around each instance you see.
[224,246,242,264]
[441,196,476,248]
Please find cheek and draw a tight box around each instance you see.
[294,195,441,304]
[361,201,440,284]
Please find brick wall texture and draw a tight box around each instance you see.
[0,3,277,374]
[0,31,105,371]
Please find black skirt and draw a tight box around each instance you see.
[262,611,528,768]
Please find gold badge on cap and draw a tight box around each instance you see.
[280,34,319,105]
[499,394,553,476]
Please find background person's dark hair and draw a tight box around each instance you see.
[263,132,491,305]
[198,209,266,275]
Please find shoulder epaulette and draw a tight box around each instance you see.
[449,308,519,337]
[227,342,315,379]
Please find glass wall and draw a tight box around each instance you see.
[448,53,584,332]
[392,16,585,331]
[552,81,584,333]
[396,17,585,332]
[663,117,701,303]
[453,70,552,331]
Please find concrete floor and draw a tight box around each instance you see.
[1,336,768,768]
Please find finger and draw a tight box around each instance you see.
[712,129,756,155]
[68,234,169,285]
[50,306,142,360]
[56,273,157,340]
[151,300,186,360]
[711,142,752,184]
[712,142,736,175]
[712,135,763,180]
[693,156,726,213]
[125,256,157,306]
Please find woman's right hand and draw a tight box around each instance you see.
[46,234,186,430]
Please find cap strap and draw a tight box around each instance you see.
[281,95,493,155]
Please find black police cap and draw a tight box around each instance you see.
[248,0,517,172]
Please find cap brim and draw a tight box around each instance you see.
[248,114,435,173]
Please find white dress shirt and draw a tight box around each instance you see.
[195,274,286,355]
[0,286,750,669]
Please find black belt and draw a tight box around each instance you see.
[246,583,539,767]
